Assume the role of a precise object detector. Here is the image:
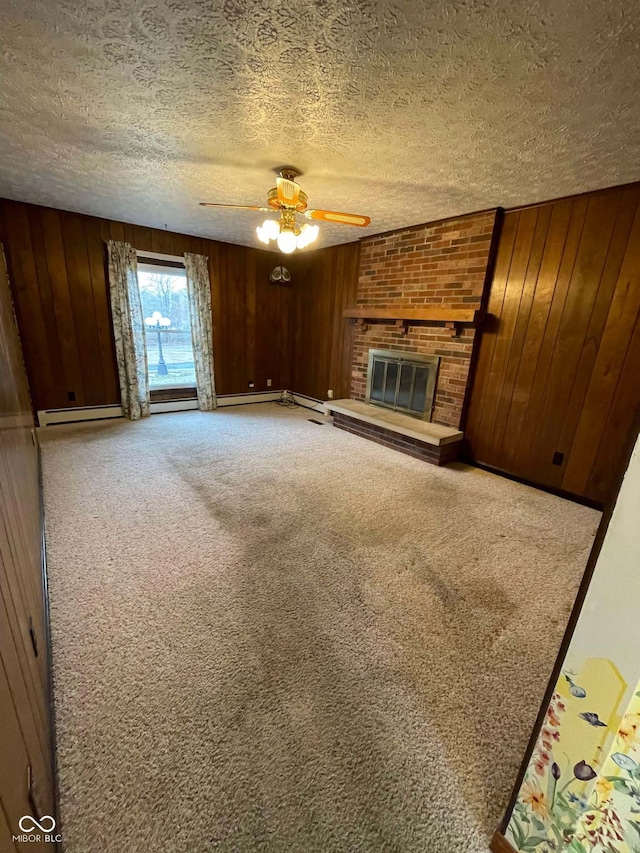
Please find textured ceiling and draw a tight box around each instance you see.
[0,0,639,250]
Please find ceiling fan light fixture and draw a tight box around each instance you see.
[256,225,270,245]
[262,218,280,239]
[201,167,369,251]
[297,223,319,249]
[276,229,297,254]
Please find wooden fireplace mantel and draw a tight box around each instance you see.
[342,306,481,337]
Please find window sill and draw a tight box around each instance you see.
[150,387,197,403]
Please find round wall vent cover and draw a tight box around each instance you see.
[269,265,291,283]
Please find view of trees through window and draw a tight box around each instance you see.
[138,269,196,388]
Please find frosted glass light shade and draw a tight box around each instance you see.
[277,230,297,254]
[256,225,270,245]
[262,218,280,239]
[297,223,319,248]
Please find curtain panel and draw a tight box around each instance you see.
[184,253,217,411]
[106,240,150,420]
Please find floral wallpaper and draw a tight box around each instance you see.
[506,662,640,853]
[505,438,640,853]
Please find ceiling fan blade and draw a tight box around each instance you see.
[276,176,301,205]
[305,209,371,227]
[199,202,269,211]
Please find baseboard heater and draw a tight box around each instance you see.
[37,400,203,426]
[38,404,125,427]
[37,391,325,426]
[290,393,326,413]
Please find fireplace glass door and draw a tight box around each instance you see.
[366,350,440,420]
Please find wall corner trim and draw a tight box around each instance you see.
[490,830,517,853]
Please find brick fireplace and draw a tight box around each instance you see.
[350,209,499,429]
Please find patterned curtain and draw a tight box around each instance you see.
[184,252,217,411]
[106,240,150,420]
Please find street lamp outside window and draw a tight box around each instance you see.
[144,311,171,375]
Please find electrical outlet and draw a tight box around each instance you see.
[248,381,255,389]
[327,389,334,399]
[267,379,272,387]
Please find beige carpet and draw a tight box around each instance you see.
[40,404,599,853]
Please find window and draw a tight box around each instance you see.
[137,259,196,389]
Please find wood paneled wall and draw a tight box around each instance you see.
[0,247,55,849]
[289,243,360,401]
[464,183,640,506]
[216,243,293,395]
[0,199,293,412]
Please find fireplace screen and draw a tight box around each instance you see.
[365,349,440,421]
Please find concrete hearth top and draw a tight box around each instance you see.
[323,399,463,446]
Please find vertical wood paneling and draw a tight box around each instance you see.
[290,242,360,401]
[491,205,552,455]
[84,218,119,404]
[466,211,519,461]
[469,209,538,458]
[0,203,58,409]
[501,201,573,470]
[0,508,48,715]
[562,204,640,494]
[246,249,257,385]
[0,805,16,853]
[555,191,637,464]
[59,213,106,406]
[24,208,67,406]
[513,198,590,479]
[527,193,621,487]
[584,312,640,500]
[0,246,55,842]
[0,199,296,408]
[479,208,539,453]
[39,208,86,405]
[465,183,640,505]
[108,220,125,243]
[0,592,52,805]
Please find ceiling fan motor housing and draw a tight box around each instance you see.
[267,186,308,211]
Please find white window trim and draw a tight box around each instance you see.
[138,262,186,277]
[135,249,185,264]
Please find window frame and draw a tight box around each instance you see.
[135,251,197,397]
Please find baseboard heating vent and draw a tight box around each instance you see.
[38,405,123,427]
[38,391,323,426]
[291,393,325,413]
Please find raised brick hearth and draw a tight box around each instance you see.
[332,412,461,465]
[351,209,498,428]
[325,399,463,466]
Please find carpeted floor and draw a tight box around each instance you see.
[40,404,599,853]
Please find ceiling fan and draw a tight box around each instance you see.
[200,168,371,254]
